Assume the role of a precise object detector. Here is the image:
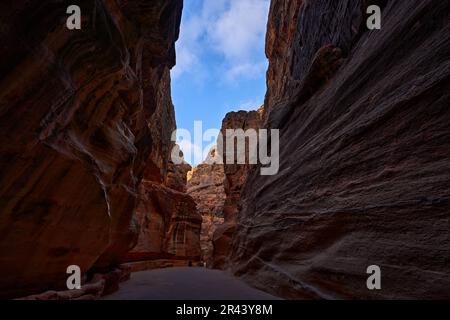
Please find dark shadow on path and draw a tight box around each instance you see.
[102,267,280,300]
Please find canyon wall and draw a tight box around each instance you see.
[230,0,450,299]
[187,147,226,267]
[0,0,183,298]
[129,159,202,261]
[214,110,263,269]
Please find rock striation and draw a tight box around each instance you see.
[213,110,263,269]
[230,0,450,299]
[0,0,183,298]
[187,146,226,267]
[130,158,202,261]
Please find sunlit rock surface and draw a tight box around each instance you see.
[230,0,450,299]
[187,147,226,267]
[130,159,202,260]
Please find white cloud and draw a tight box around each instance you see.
[171,11,204,80]
[172,43,197,79]
[209,0,269,62]
[225,61,267,82]
[237,99,263,111]
[172,0,270,83]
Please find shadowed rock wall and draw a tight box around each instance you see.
[0,0,183,298]
[231,0,450,299]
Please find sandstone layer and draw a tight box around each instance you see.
[230,0,450,299]
[130,159,202,261]
[0,0,183,298]
[214,110,263,269]
[187,147,226,267]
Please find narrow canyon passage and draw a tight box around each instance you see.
[0,0,449,301]
[102,267,278,300]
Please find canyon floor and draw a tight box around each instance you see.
[102,267,279,300]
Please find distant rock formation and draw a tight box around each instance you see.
[230,0,450,299]
[130,157,202,261]
[187,146,226,267]
[213,110,263,269]
[0,0,183,298]
[166,160,192,193]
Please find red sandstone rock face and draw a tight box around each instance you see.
[264,0,304,121]
[213,111,263,269]
[131,159,202,261]
[166,160,192,193]
[0,0,182,298]
[231,0,450,299]
[187,147,226,267]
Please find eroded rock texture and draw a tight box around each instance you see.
[214,110,263,269]
[0,0,183,298]
[166,160,192,193]
[130,159,202,260]
[231,0,450,299]
[187,147,226,267]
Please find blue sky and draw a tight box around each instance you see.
[171,0,270,165]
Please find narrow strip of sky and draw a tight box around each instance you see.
[171,0,270,165]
